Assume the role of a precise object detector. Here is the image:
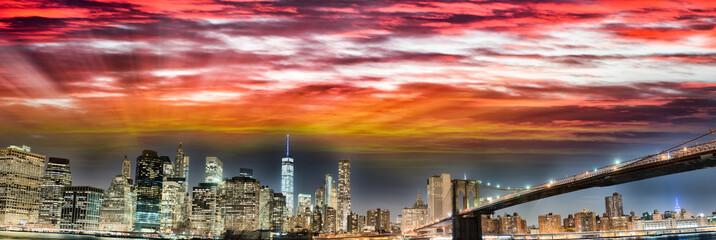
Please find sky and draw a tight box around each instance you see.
[1,0,716,225]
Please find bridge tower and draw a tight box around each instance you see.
[451,179,483,240]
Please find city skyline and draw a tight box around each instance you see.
[1,0,716,236]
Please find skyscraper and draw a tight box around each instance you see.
[60,186,104,230]
[100,174,135,232]
[135,150,170,232]
[281,135,295,216]
[427,173,451,221]
[191,183,222,235]
[367,208,390,233]
[324,174,335,209]
[160,178,185,233]
[0,145,45,225]
[337,159,351,231]
[122,155,131,181]
[224,176,260,232]
[605,192,624,217]
[271,193,287,232]
[174,143,189,179]
[258,186,275,230]
[39,157,72,227]
[205,157,223,184]
[401,190,428,234]
[172,143,190,232]
[297,193,312,216]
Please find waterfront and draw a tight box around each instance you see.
[0,231,146,240]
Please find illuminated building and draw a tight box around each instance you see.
[191,183,222,235]
[205,157,223,184]
[311,208,323,232]
[498,213,526,235]
[401,190,428,234]
[347,211,360,233]
[367,208,390,233]
[323,206,336,233]
[172,144,190,232]
[258,186,274,230]
[297,193,312,217]
[122,155,131,181]
[538,213,562,234]
[224,176,260,232]
[160,178,184,233]
[574,210,598,232]
[135,150,171,232]
[38,157,72,227]
[173,143,189,179]
[337,159,351,231]
[271,193,287,232]
[605,192,624,217]
[60,186,104,230]
[281,135,295,217]
[314,187,324,215]
[427,173,451,221]
[0,145,45,225]
[99,174,135,232]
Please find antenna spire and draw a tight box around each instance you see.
[286,134,290,157]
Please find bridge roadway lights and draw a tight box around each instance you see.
[452,213,482,240]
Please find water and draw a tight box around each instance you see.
[599,232,716,239]
[0,231,148,240]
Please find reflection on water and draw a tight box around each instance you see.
[0,231,148,240]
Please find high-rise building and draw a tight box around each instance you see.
[122,155,131,181]
[281,135,295,217]
[224,176,260,232]
[205,157,223,184]
[605,192,624,217]
[401,190,428,234]
[324,174,335,209]
[258,186,275,230]
[173,143,189,179]
[38,157,72,227]
[160,178,185,233]
[311,208,323,233]
[323,206,337,233]
[0,145,45,225]
[538,213,562,234]
[191,183,223,236]
[60,186,104,230]
[497,213,527,235]
[337,159,351,231]
[367,208,390,233]
[271,193,287,232]
[347,211,360,233]
[135,150,170,232]
[100,174,135,232]
[314,187,324,213]
[574,210,598,232]
[427,173,451,221]
[297,194,312,216]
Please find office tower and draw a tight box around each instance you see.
[191,183,222,236]
[367,208,390,233]
[401,190,428,234]
[258,186,275,230]
[240,168,254,178]
[323,206,336,233]
[60,186,104,230]
[160,178,185,233]
[271,193,287,232]
[100,175,135,232]
[172,143,190,231]
[427,173,451,221]
[538,213,562,234]
[122,155,131,180]
[337,159,351,231]
[135,150,170,232]
[324,174,335,209]
[311,208,323,233]
[314,187,324,212]
[281,135,295,216]
[205,157,223,184]
[605,192,624,217]
[173,143,189,179]
[297,194,312,216]
[0,145,45,225]
[224,176,260,232]
[347,211,359,233]
[38,157,72,227]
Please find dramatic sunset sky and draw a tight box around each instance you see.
[1,0,716,223]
